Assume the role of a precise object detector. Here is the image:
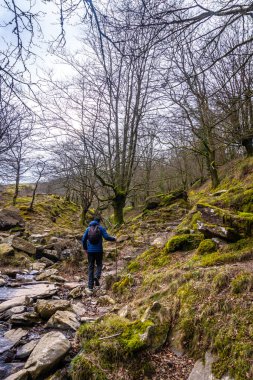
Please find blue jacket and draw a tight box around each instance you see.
[82,221,115,253]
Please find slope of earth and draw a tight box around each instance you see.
[71,157,253,380]
[0,185,83,236]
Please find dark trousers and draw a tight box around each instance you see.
[87,252,103,289]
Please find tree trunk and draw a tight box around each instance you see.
[13,169,20,206]
[81,202,91,225]
[112,192,126,225]
[242,137,253,157]
[206,152,219,189]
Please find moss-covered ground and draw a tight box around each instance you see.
[72,157,253,380]
[0,185,82,235]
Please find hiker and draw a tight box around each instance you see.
[82,217,116,295]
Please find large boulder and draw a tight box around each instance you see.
[12,237,36,256]
[46,310,80,331]
[0,208,25,230]
[197,203,253,238]
[197,222,240,242]
[145,196,162,210]
[24,331,70,378]
[145,190,188,210]
[141,301,171,350]
[35,299,71,319]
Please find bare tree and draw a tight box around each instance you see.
[28,160,46,211]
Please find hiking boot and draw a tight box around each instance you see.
[94,277,100,287]
[85,288,94,296]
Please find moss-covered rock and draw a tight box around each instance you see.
[112,274,134,295]
[77,315,154,366]
[197,239,217,255]
[197,203,253,238]
[165,234,203,253]
[144,189,188,211]
[197,222,241,242]
[141,302,171,350]
[70,354,107,380]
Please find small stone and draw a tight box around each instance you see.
[151,236,167,248]
[80,316,97,323]
[36,299,71,319]
[10,311,40,326]
[42,249,60,261]
[30,262,46,272]
[4,328,27,346]
[0,296,27,313]
[46,310,80,331]
[0,277,6,286]
[36,269,59,281]
[97,295,116,306]
[64,282,81,290]
[50,275,65,283]
[12,237,36,256]
[118,305,131,318]
[69,286,83,299]
[38,257,54,267]
[71,302,86,317]
[0,306,26,321]
[16,340,37,359]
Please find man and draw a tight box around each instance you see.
[82,217,116,295]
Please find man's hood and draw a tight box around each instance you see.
[89,220,99,227]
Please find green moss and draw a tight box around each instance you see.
[231,273,252,294]
[78,315,153,367]
[197,239,217,255]
[112,274,134,294]
[166,234,203,253]
[176,210,202,232]
[212,272,230,293]
[70,354,107,380]
[212,315,253,380]
[197,250,253,267]
[127,261,141,273]
[119,320,153,353]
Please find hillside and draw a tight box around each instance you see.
[0,157,252,380]
[70,157,253,380]
[0,186,83,236]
